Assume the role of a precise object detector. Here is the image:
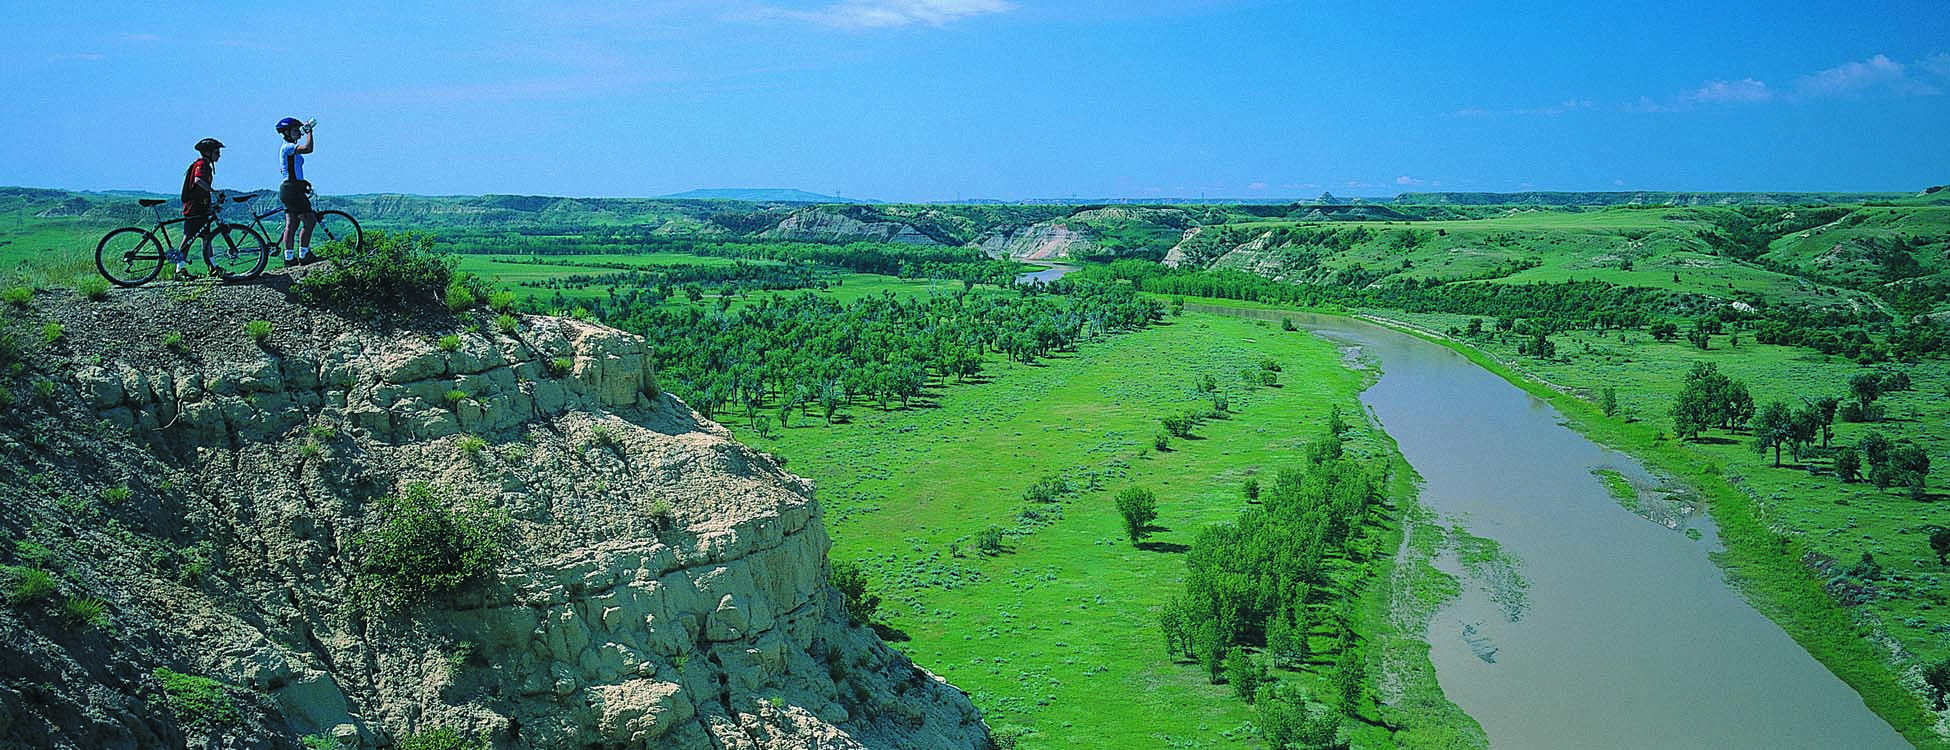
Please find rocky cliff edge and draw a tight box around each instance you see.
[0,274,988,750]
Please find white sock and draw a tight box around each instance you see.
[283,249,294,260]
[300,246,312,257]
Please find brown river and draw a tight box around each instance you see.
[1226,307,1910,749]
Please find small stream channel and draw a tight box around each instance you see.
[1200,306,1909,749]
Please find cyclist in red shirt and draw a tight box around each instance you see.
[174,138,224,278]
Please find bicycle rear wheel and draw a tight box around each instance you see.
[206,223,270,280]
[95,227,165,287]
[311,210,364,260]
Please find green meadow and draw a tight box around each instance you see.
[720,311,1472,748]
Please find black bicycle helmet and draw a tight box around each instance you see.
[276,117,302,133]
[195,138,224,154]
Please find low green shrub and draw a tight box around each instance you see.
[163,331,187,353]
[100,485,131,505]
[63,595,108,628]
[1,287,31,306]
[4,566,59,604]
[153,668,237,729]
[15,540,54,567]
[487,291,517,313]
[397,727,490,750]
[355,483,510,604]
[244,320,273,343]
[457,435,486,459]
[830,559,881,625]
[41,323,62,345]
[444,283,477,312]
[549,357,574,377]
[438,334,462,352]
[444,389,469,407]
[494,314,519,335]
[77,276,111,300]
[295,231,455,315]
[32,378,55,400]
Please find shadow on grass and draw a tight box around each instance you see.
[870,622,912,642]
[1136,540,1190,554]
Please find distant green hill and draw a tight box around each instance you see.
[661,188,878,203]
[1394,191,1924,206]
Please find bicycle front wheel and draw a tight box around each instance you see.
[311,210,364,259]
[206,223,270,280]
[95,227,165,287]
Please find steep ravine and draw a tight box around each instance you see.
[0,277,989,749]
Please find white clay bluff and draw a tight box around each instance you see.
[0,280,993,750]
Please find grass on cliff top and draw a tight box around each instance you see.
[730,311,1468,749]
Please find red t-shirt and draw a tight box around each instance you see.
[181,158,214,216]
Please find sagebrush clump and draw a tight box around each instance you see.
[296,231,456,315]
[355,483,510,605]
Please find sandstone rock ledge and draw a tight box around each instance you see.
[0,282,989,750]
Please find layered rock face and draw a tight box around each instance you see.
[0,282,987,750]
[757,211,944,246]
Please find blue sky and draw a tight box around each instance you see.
[3,0,1946,201]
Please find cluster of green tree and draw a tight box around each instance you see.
[1834,430,1933,497]
[1393,192,1913,206]
[517,259,825,296]
[1090,261,1673,332]
[1669,362,1757,442]
[677,240,1006,279]
[1699,206,1855,261]
[1156,427,1383,747]
[1670,362,1933,499]
[556,279,1162,424]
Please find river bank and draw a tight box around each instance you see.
[1348,309,1944,749]
[1181,299,1928,747]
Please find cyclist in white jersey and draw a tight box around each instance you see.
[275,116,317,265]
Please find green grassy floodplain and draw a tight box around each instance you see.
[1334,306,1950,749]
[725,310,1478,749]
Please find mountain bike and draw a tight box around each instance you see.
[94,196,271,286]
[226,193,363,265]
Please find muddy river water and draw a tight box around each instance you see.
[1269,310,1909,748]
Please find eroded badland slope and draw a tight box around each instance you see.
[0,274,987,750]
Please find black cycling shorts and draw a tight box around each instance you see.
[280,179,315,216]
[181,213,213,244]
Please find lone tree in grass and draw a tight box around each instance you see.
[1930,527,1950,566]
[1116,487,1158,544]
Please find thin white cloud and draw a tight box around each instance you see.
[1395,175,1424,186]
[753,0,1016,28]
[1512,99,1594,117]
[1248,181,1268,191]
[1916,52,1950,80]
[1689,78,1772,104]
[1796,54,1939,97]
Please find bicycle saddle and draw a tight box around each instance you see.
[139,199,167,207]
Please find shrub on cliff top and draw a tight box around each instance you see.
[397,727,490,750]
[296,231,454,315]
[355,483,510,605]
